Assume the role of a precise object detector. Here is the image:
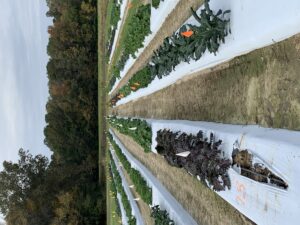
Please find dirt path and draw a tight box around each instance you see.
[110,0,204,98]
[112,33,300,131]
[112,129,255,225]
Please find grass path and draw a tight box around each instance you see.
[109,0,204,98]
[98,0,108,185]
[112,128,255,225]
[98,0,110,224]
[112,33,300,131]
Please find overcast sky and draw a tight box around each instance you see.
[0,1,52,170]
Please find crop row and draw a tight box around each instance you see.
[111,0,230,105]
[110,151,136,225]
[108,116,152,152]
[107,0,122,58]
[109,3,151,91]
[156,129,231,191]
[109,117,233,191]
[109,165,121,218]
[109,132,180,225]
[108,132,152,204]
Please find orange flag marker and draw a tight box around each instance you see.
[181,30,194,38]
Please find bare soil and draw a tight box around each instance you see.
[112,34,300,131]
[112,129,256,225]
[110,0,205,98]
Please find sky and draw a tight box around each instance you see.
[0,0,52,190]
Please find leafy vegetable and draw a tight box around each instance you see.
[108,116,152,152]
[111,0,230,105]
[108,4,151,91]
[156,129,231,191]
[151,205,175,225]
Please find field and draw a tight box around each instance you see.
[101,1,300,225]
[112,34,300,130]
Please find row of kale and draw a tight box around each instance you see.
[110,0,230,105]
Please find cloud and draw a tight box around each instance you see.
[0,0,52,170]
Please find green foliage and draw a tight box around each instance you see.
[110,154,136,225]
[111,0,230,105]
[124,4,151,58]
[151,205,175,225]
[152,0,162,9]
[0,150,50,224]
[156,129,231,191]
[0,0,106,224]
[108,133,152,204]
[109,168,121,217]
[112,66,153,102]
[108,116,152,153]
[107,0,121,56]
[108,4,151,91]
[150,0,230,78]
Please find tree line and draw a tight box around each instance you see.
[0,0,105,224]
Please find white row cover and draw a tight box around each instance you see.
[110,148,145,225]
[116,0,300,106]
[109,0,128,62]
[117,193,129,225]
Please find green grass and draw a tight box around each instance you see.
[98,0,109,223]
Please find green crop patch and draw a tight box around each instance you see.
[108,116,152,153]
[108,132,152,204]
[108,3,151,91]
[111,0,230,105]
[151,205,175,225]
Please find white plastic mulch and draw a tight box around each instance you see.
[117,193,129,225]
[148,119,300,225]
[109,0,180,94]
[109,0,129,62]
[116,0,300,106]
[110,148,145,225]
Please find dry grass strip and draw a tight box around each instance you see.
[112,33,300,131]
[122,167,154,225]
[110,0,204,98]
[112,129,255,225]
